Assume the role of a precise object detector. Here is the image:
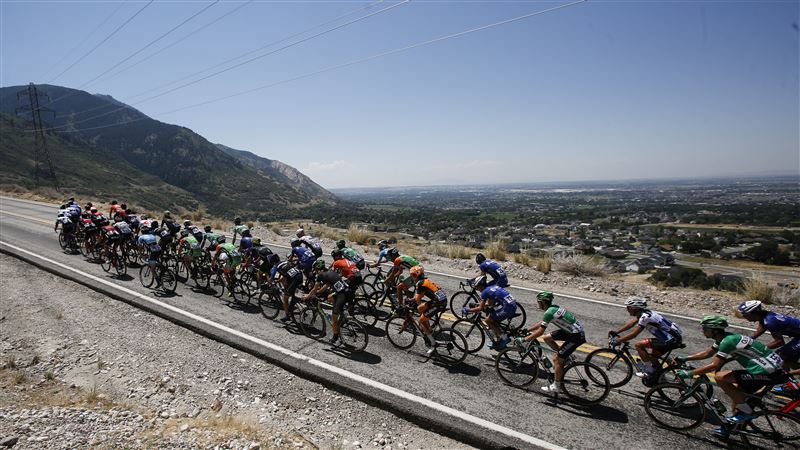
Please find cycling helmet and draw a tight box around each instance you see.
[90,207,98,213]
[163,210,171,218]
[111,200,118,206]
[474,275,487,290]
[290,239,301,247]
[410,265,424,279]
[296,228,305,238]
[331,249,344,259]
[204,225,212,232]
[120,203,127,209]
[336,239,346,249]
[183,220,192,227]
[737,300,763,316]
[140,224,151,234]
[377,239,388,249]
[313,260,327,271]
[537,291,554,302]
[475,253,486,264]
[234,217,242,225]
[701,315,728,330]
[217,235,226,244]
[624,296,648,309]
[252,237,261,246]
[179,229,189,237]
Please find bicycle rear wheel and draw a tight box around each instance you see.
[350,295,378,328]
[139,265,155,288]
[643,383,706,431]
[494,346,539,388]
[99,250,112,272]
[211,272,226,298]
[298,305,326,339]
[507,303,527,333]
[340,319,368,352]
[584,348,634,388]
[160,268,177,294]
[449,291,479,320]
[58,232,67,250]
[742,410,800,449]
[561,362,610,406]
[451,319,486,354]
[432,327,468,366]
[193,264,211,290]
[114,255,127,276]
[258,289,283,320]
[385,315,418,350]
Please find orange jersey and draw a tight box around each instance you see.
[414,278,447,303]
[332,259,360,279]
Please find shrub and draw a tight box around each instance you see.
[190,207,206,223]
[554,255,606,277]
[485,241,506,261]
[536,257,552,274]
[649,266,711,289]
[513,253,532,266]
[346,225,370,245]
[742,276,775,304]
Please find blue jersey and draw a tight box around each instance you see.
[292,247,316,270]
[764,312,800,338]
[479,260,508,287]
[480,285,516,312]
[376,248,391,264]
[137,234,157,246]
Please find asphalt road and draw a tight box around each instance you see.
[0,197,747,450]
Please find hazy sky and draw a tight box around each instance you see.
[2,0,798,189]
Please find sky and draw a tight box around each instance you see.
[1,0,798,189]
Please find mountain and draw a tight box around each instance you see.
[0,84,338,218]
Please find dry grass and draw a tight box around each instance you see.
[536,257,553,274]
[554,255,606,277]
[5,355,16,369]
[190,207,207,223]
[485,241,506,261]
[45,370,55,381]
[55,310,64,320]
[315,224,342,241]
[346,224,371,245]
[742,276,776,304]
[429,243,472,260]
[31,354,40,366]
[11,371,26,386]
[513,253,533,266]
[96,358,106,370]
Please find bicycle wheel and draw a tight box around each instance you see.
[451,319,486,354]
[385,315,418,350]
[743,410,800,449]
[561,362,610,406]
[584,348,634,388]
[211,272,226,298]
[494,346,540,388]
[431,327,468,365]
[643,383,706,431]
[114,254,127,276]
[139,265,155,288]
[58,232,67,250]
[450,291,479,319]
[507,303,527,332]
[339,319,368,352]
[298,305,326,339]
[174,259,190,282]
[99,250,113,272]
[231,276,253,303]
[160,268,177,294]
[350,295,378,328]
[194,264,211,290]
[258,289,283,320]
[362,275,384,294]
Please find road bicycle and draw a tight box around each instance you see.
[58,229,80,254]
[451,303,527,354]
[210,265,252,303]
[139,259,177,294]
[384,304,468,366]
[296,295,369,352]
[449,279,526,329]
[644,365,800,448]
[494,339,610,406]
[99,242,127,277]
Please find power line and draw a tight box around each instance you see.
[47,0,408,131]
[78,0,221,90]
[54,0,586,134]
[38,0,129,82]
[49,0,154,84]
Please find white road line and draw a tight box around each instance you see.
[0,240,566,450]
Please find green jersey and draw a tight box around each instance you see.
[541,305,584,334]
[714,333,783,375]
[205,232,220,246]
[232,224,249,236]
[182,235,203,257]
[395,255,419,269]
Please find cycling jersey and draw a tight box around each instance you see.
[713,333,783,375]
[163,219,181,235]
[414,278,448,303]
[291,247,316,271]
[137,234,161,258]
[239,236,253,249]
[392,255,419,271]
[300,237,323,257]
[217,242,242,269]
[763,312,800,338]
[204,232,220,249]
[181,235,203,257]
[376,248,391,264]
[232,224,249,237]
[638,310,682,342]
[113,221,133,236]
[479,260,509,287]
[189,226,204,243]
[541,305,584,335]
[481,285,518,323]
[317,271,348,292]
[271,261,302,282]
[342,247,366,270]
[333,259,361,279]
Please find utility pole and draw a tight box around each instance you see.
[16,83,59,191]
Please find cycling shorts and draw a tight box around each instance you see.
[332,291,350,315]
[486,277,509,288]
[283,273,303,297]
[417,300,445,320]
[489,301,518,322]
[731,369,789,394]
[644,337,683,357]
[776,337,800,365]
[549,329,586,359]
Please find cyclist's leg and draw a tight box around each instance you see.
[331,292,347,336]
[417,302,433,336]
[553,330,585,383]
[777,337,800,371]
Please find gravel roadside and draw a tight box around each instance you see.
[0,254,472,450]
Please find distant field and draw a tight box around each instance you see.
[644,223,796,233]
[678,254,800,272]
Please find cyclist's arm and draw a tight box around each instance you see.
[766,332,786,349]
[617,322,644,343]
[751,321,767,339]
[682,347,716,362]
[304,281,326,300]
[54,220,59,232]
[464,299,487,315]
[525,322,546,342]
[683,355,725,377]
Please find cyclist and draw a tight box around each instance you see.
[368,240,391,269]
[109,200,122,218]
[383,248,419,306]
[289,239,317,282]
[474,253,509,288]
[332,249,363,295]
[178,229,203,276]
[162,211,181,236]
[54,206,75,234]
[304,260,350,345]
[337,240,366,270]
[137,227,163,264]
[271,259,304,323]
[252,239,276,287]
[212,235,241,296]
[231,217,249,244]
[203,225,221,256]
[674,315,787,434]
[609,296,683,378]
[296,227,323,258]
[519,291,586,393]
[463,276,517,350]
[409,266,448,355]
[737,300,800,371]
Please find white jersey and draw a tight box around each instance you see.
[638,310,682,342]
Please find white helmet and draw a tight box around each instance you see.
[296,228,305,238]
[624,296,648,309]
[737,300,763,315]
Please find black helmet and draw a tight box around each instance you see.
[204,225,212,232]
[331,249,344,259]
[313,260,327,271]
[234,217,242,225]
[242,229,252,237]
[475,253,486,264]
[217,235,226,244]
[290,239,301,247]
[336,239,346,249]
[387,247,399,257]
[377,239,388,249]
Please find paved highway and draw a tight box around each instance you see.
[0,197,745,449]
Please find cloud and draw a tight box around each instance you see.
[303,160,351,173]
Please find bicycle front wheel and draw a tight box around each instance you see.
[584,348,634,388]
[643,383,706,431]
[160,268,177,294]
[99,250,112,273]
[258,289,283,320]
[432,328,468,366]
[451,318,486,354]
[743,410,800,449]
[58,232,67,250]
[298,305,326,339]
[350,295,378,328]
[385,315,418,350]
[561,362,610,406]
[139,265,155,288]
[340,319,368,352]
[449,291,479,320]
[494,346,540,388]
